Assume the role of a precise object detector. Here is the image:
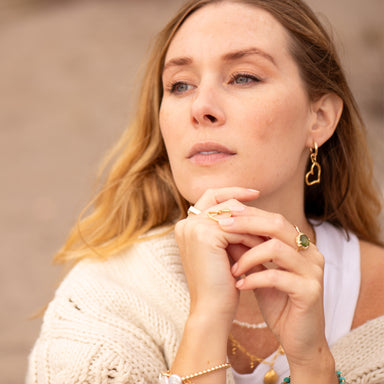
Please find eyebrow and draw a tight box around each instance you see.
[222,47,276,66]
[163,56,193,73]
[163,47,276,73]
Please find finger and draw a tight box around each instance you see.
[233,239,324,282]
[226,236,266,263]
[177,214,264,251]
[236,268,292,291]
[194,187,259,211]
[236,269,323,307]
[225,233,264,250]
[218,209,309,250]
[232,239,304,276]
[227,244,252,264]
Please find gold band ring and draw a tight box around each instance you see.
[294,225,311,251]
[207,209,232,222]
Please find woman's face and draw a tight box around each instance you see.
[159,2,316,207]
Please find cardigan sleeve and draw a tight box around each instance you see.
[26,229,190,384]
[331,316,384,384]
[25,246,187,384]
[26,287,169,384]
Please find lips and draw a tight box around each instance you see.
[187,142,236,165]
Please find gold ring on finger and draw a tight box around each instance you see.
[294,225,311,251]
[207,209,232,222]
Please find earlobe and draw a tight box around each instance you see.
[307,93,343,147]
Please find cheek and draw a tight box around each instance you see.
[159,104,177,154]
[158,104,169,140]
[245,88,310,142]
[235,97,285,144]
[159,99,188,145]
[159,103,185,179]
[236,90,310,178]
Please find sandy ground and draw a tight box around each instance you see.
[0,1,382,383]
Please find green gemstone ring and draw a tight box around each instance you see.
[294,225,311,251]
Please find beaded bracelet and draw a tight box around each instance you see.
[281,370,347,383]
[159,362,231,384]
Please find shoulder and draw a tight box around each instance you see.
[359,240,384,280]
[41,224,188,338]
[352,240,384,328]
[61,224,181,289]
[56,224,186,307]
[27,226,188,383]
[359,240,384,302]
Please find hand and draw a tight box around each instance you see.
[175,188,261,324]
[218,207,332,370]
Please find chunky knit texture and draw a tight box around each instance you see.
[331,316,384,384]
[27,226,384,384]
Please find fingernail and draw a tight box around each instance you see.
[218,217,234,226]
[236,279,245,288]
[247,189,259,193]
[231,263,238,274]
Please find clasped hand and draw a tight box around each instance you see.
[175,187,332,371]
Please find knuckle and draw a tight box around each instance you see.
[192,222,215,244]
[272,213,286,232]
[306,279,323,300]
[266,269,280,285]
[206,188,215,198]
[308,247,325,273]
[312,259,324,280]
[176,218,218,249]
[269,238,284,253]
[227,198,239,206]
[222,198,243,211]
[176,217,199,237]
[313,266,324,281]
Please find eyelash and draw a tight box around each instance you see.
[165,72,261,94]
[167,81,192,94]
[229,72,261,85]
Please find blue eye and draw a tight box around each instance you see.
[235,76,252,84]
[230,73,260,85]
[170,82,193,94]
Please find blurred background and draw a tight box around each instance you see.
[0,0,382,383]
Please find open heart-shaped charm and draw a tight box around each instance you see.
[305,161,321,185]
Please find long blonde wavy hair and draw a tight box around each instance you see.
[55,0,382,264]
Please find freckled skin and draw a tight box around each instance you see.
[159,2,317,215]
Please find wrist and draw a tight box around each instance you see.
[283,371,346,384]
[186,311,233,337]
[170,312,230,384]
[288,347,337,384]
[189,300,237,329]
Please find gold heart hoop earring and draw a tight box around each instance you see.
[305,142,321,186]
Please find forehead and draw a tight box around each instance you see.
[165,2,291,62]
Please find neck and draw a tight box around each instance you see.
[246,174,315,241]
[235,290,265,323]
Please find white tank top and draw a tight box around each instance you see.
[232,221,361,384]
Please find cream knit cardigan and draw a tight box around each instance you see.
[27,226,384,384]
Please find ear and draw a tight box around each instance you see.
[306,93,343,147]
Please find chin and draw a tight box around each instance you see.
[180,189,205,205]
[177,180,250,206]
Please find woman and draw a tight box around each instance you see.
[27,0,384,383]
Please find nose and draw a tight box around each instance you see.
[191,85,225,127]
